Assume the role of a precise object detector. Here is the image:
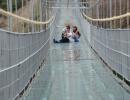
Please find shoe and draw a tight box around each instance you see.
[53,39,58,43]
[53,39,56,43]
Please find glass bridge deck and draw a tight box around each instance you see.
[23,39,130,100]
[22,4,130,100]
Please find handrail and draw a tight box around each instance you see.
[0,8,54,25]
[82,12,130,22]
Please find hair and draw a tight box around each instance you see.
[73,26,81,37]
[73,26,77,28]
[73,26,78,30]
[66,25,70,29]
[73,26,77,32]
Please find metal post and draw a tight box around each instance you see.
[107,0,110,28]
[85,0,87,14]
[102,0,104,28]
[48,0,50,28]
[7,0,13,31]
[96,0,99,27]
[42,0,45,30]
[22,0,25,33]
[27,0,30,33]
[114,0,117,28]
[40,0,43,31]
[15,0,18,32]
[106,0,109,28]
[27,1,29,33]
[45,0,47,29]
[101,0,103,28]
[120,0,122,28]
[67,0,69,8]
[109,0,112,28]
[31,0,34,32]
[36,0,39,32]
[38,0,40,32]
[127,0,129,28]
[7,0,9,30]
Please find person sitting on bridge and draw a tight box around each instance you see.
[72,26,81,42]
[53,25,71,43]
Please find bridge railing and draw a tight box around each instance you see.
[0,0,55,33]
[0,0,57,100]
[80,0,130,86]
[80,0,130,29]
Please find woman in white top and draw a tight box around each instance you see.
[53,25,71,43]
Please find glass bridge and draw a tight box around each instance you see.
[0,0,130,100]
[22,3,130,100]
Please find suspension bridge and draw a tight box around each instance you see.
[0,0,130,100]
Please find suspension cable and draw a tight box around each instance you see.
[82,12,130,22]
[0,8,55,25]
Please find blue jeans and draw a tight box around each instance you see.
[73,37,79,42]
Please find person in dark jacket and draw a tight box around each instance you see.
[53,25,71,43]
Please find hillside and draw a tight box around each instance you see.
[0,0,27,29]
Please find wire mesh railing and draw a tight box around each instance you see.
[0,0,58,100]
[80,0,130,90]
[0,0,55,33]
[81,0,130,29]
